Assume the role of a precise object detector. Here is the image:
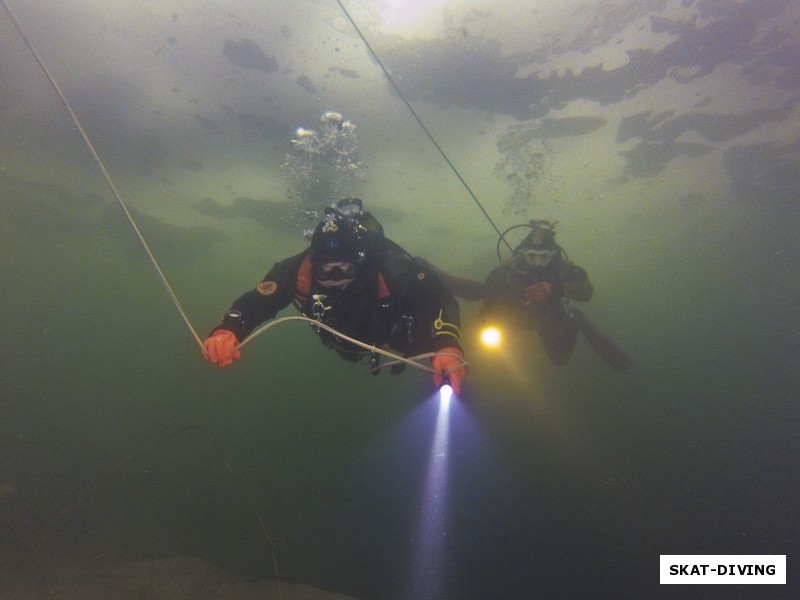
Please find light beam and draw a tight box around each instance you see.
[407,390,452,598]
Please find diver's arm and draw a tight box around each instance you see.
[560,260,594,302]
[212,253,304,340]
[413,257,487,301]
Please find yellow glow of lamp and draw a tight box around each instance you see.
[480,326,502,348]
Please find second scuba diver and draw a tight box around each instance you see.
[423,219,632,371]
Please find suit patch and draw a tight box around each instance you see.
[256,280,278,296]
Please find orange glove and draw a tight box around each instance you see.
[203,329,241,367]
[523,281,554,303]
[432,346,466,396]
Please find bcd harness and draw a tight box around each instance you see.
[291,254,461,361]
[292,255,412,355]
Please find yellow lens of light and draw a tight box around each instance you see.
[480,326,501,347]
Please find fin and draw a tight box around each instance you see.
[570,309,633,371]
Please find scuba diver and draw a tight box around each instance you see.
[423,220,632,371]
[203,198,467,394]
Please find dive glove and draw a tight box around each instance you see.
[203,329,241,367]
[432,346,466,396]
[523,281,554,303]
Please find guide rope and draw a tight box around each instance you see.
[2,0,206,353]
[333,0,511,249]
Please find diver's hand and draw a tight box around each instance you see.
[432,347,466,396]
[523,281,554,303]
[203,329,241,367]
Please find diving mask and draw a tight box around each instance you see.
[519,247,558,267]
[313,261,360,286]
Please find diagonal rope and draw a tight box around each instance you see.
[334,0,511,249]
[2,0,206,353]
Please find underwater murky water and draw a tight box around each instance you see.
[2,1,799,599]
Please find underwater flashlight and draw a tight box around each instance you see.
[480,326,502,348]
[438,383,453,406]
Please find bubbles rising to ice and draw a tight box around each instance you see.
[291,127,322,154]
[281,110,370,209]
[494,120,554,215]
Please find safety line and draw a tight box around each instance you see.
[2,0,206,353]
[334,0,510,247]
[240,316,468,376]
